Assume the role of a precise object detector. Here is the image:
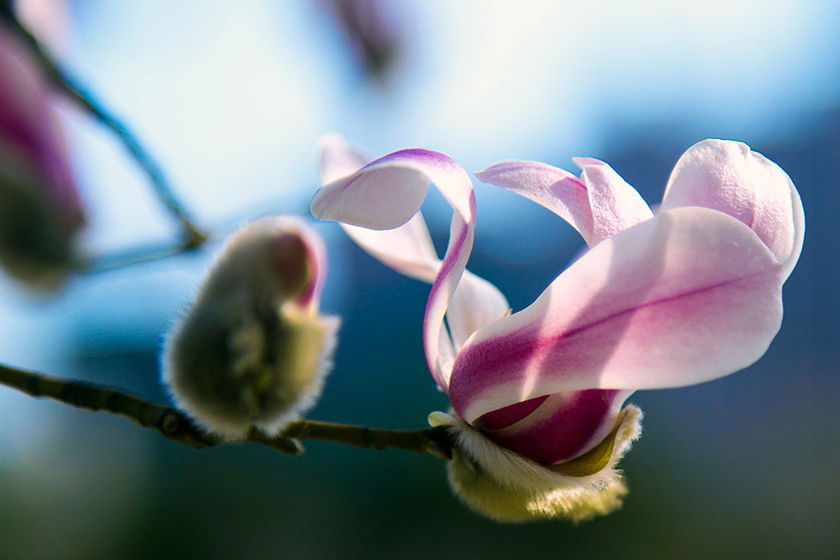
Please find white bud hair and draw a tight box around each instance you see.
[443,405,643,522]
[162,217,340,439]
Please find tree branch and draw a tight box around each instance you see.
[0,9,207,249]
[0,363,454,460]
[86,236,216,273]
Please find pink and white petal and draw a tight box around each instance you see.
[312,152,429,230]
[342,216,507,353]
[317,136,442,282]
[312,148,476,389]
[448,270,510,351]
[476,161,597,246]
[449,206,785,422]
[312,149,473,229]
[318,132,370,185]
[341,214,440,283]
[425,206,475,389]
[660,139,804,279]
[317,136,508,371]
[573,157,653,243]
[436,325,457,387]
[478,389,633,465]
[318,135,438,272]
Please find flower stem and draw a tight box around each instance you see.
[281,419,453,459]
[0,362,454,459]
[85,236,215,273]
[0,9,207,249]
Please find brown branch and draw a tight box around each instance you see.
[0,363,454,460]
[281,419,452,459]
[0,362,217,449]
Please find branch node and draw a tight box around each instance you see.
[162,411,180,435]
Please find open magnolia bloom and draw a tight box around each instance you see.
[312,135,804,522]
[0,22,85,290]
[163,217,340,439]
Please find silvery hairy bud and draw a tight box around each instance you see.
[162,216,340,439]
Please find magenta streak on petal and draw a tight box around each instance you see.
[449,268,776,419]
[424,190,475,390]
[314,144,475,389]
[478,395,549,430]
[479,389,623,464]
[313,148,465,230]
[0,26,84,229]
[377,148,456,166]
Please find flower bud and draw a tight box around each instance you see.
[0,22,85,290]
[162,217,340,439]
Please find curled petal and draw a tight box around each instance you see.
[450,207,784,422]
[476,161,597,246]
[660,139,804,280]
[342,212,509,351]
[446,405,643,522]
[317,135,509,367]
[477,159,653,248]
[573,157,653,243]
[318,133,440,281]
[341,215,440,282]
[318,132,370,184]
[312,147,476,389]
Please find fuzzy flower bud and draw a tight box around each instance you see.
[0,22,85,290]
[162,217,340,439]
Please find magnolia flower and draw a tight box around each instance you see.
[0,21,85,290]
[312,135,803,522]
[162,217,340,439]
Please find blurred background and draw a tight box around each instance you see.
[0,0,837,558]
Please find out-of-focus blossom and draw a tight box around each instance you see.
[14,0,73,54]
[319,0,403,81]
[312,135,803,522]
[0,20,84,290]
[162,217,340,440]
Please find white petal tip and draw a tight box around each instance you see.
[571,156,599,168]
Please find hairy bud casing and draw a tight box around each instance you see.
[162,217,339,439]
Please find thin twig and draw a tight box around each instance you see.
[86,204,311,273]
[0,363,454,459]
[85,236,215,274]
[0,9,207,248]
